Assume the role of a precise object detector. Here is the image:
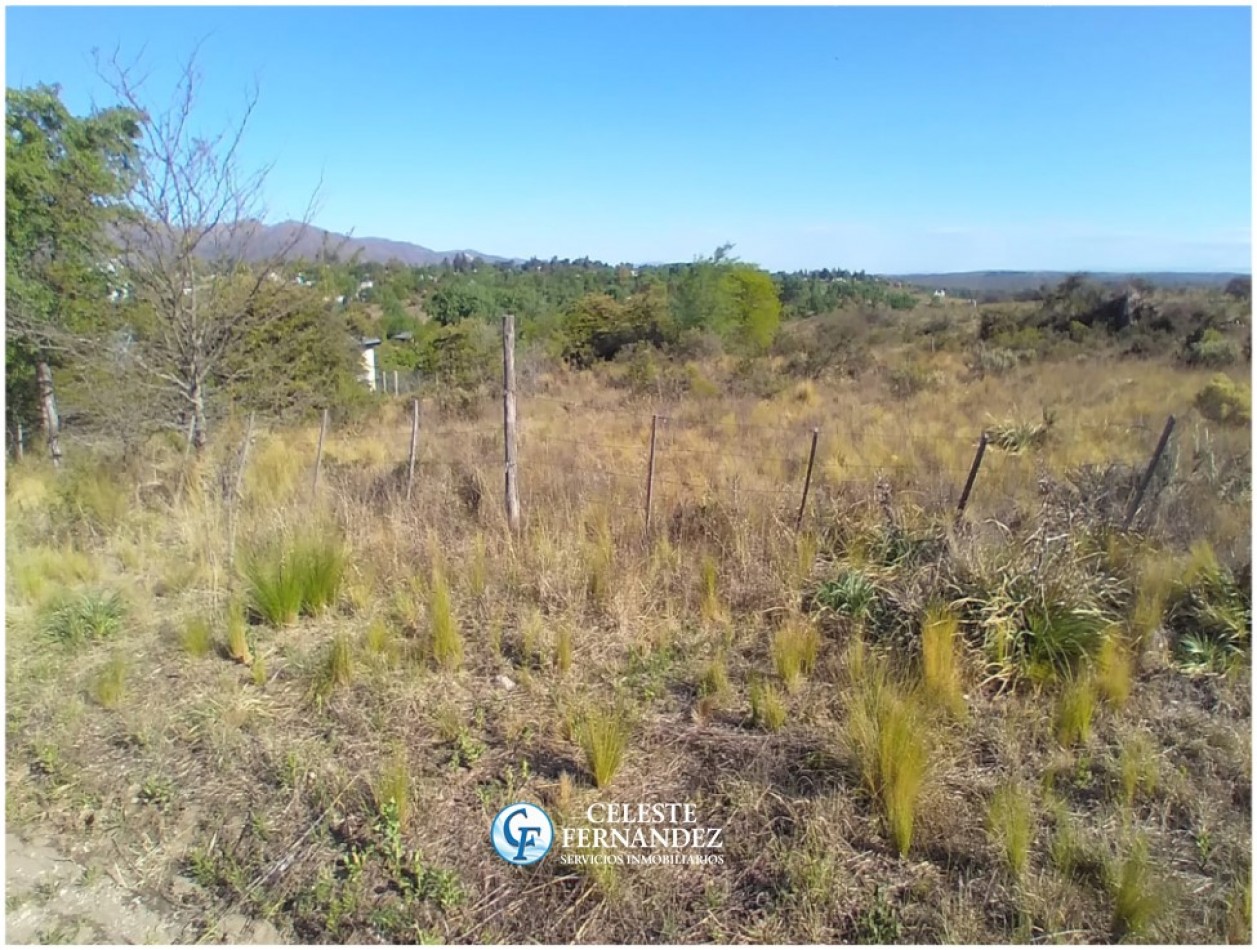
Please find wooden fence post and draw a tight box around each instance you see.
[502,313,521,534]
[796,427,819,532]
[1123,414,1176,530]
[956,431,988,514]
[312,408,329,497]
[644,414,659,535]
[393,370,399,396]
[14,423,22,461]
[407,398,420,501]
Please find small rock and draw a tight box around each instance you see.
[495,674,517,691]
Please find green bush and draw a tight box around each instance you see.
[1186,328,1241,368]
[1194,374,1251,426]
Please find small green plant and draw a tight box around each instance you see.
[138,774,175,810]
[749,679,787,731]
[1165,543,1250,675]
[181,615,214,657]
[429,567,463,671]
[814,570,878,624]
[987,783,1033,880]
[921,605,965,716]
[41,589,125,646]
[1054,675,1096,748]
[1112,835,1159,940]
[772,617,820,691]
[578,707,630,788]
[448,727,486,769]
[91,653,127,709]
[855,886,902,943]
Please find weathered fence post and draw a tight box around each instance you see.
[956,431,989,514]
[502,313,521,534]
[644,414,659,535]
[393,370,399,396]
[796,427,819,532]
[407,398,420,502]
[14,423,23,462]
[1123,414,1176,530]
[312,408,329,497]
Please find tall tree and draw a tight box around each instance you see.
[98,51,318,451]
[5,84,142,465]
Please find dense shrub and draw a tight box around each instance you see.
[1185,328,1242,368]
[1194,375,1251,427]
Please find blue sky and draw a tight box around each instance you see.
[6,5,1252,273]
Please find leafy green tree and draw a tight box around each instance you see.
[725,266,782,352]
[5,84,142,465]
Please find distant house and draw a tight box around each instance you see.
[933,289,947,299]
[359,337,382,391]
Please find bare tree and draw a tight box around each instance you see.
[97,49,320,452]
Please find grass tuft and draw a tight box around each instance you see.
[921,605,965,716]
[429,567,463,671]
[325,634,354,691]
[986,783,1033,880]
[844,659,929,856]
[578,707,630,788]
[749,679,787,731]
[225,599,253,664]
[1054,675,1096,748]
[1095,630,1133,708]
[242,529,345,626]
[1112,835,1159,940]
[374,754,411,830]
[1117,731,1159,807]
[91,653,127,709]
[772,617,820,691]
[181,615,214,657]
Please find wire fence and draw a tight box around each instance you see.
[302,386,1203,538]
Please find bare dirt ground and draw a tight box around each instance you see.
[5,830,279,945]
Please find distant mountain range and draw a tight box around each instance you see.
[891,270,1248,294]
[140,219,508,267]
[148,219,1248,284]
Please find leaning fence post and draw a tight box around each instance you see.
[956,431,989,514]
[644,414,659,535]
[407,398,420,502]
[1123,414,1176,530]
[312,408,329,497]
[796,427,820,532]
[502,313,521,534]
